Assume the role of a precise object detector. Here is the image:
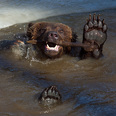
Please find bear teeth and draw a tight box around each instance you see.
[46,44,59,51]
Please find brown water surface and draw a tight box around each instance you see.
[0,9,116,116]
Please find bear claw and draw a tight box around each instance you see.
[39,86,62,106]
[84,14,107,33]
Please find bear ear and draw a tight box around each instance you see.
[27,22,34,39]
[28,22,34,28]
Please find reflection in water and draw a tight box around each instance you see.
[0,9,116,116]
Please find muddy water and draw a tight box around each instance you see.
[0,9,116,116]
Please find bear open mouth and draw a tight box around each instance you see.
[48,42,56,47]
[45,42,60,51]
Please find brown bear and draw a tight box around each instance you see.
[10,14,108,106]
[12,14,107,60]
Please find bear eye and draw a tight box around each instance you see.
[39,29,46,33]
[58,29,64,34]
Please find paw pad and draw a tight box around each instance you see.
[39,86,61,106]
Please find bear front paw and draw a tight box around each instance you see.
[38,86,62,106]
